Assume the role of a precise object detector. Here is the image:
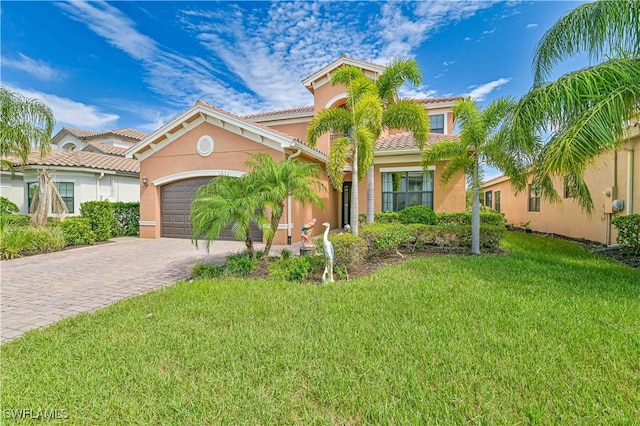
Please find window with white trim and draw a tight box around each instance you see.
[27,182,74,213]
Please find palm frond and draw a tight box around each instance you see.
[533,0,640,83]
[376,58,422,102]
[327,136,351,190]
[306,108,352,146]
[382,100,430,147]
[331,65,366,86]
[422,139,467,165]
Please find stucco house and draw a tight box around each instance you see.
[126,55,466,244]
[483,123,638,245]
[0,127,144,215]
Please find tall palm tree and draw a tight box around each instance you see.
[244,153,325,258]
[332,59,430,224]
[307,73,382,236]
[307,59,429,234]
[422,97,528,255]
[511,0,640,212]
[191,175,267,258]
[0,87,55,170]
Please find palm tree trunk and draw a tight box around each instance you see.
[351,145,359,236]
[366,165,374,224]
[471,158,481,255]
[245,229,255,258]
[263,207,283,258]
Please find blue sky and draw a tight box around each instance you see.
[2,1,587,138]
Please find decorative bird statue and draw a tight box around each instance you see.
[322,222,334,283]
[301,218,316,248]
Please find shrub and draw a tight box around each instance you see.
[0,215,30,228]
[436,211,506,228]
[374,211,400,223]
[267,256,323,282]
[112,202,140,237]
[81,201,114,241]
[360,223,415,255]
[315,233,368,272]
[0,225,66,259]
[191,262,225,280]
[279,248,292,260]
[410,224,505,250]
[398,205,437,225]
[58,217,97,246]
[612,214,640,256]
[0,197,19,215]
[225,251,258,277]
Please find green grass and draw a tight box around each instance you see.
[2,232,639,424]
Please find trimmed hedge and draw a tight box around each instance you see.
[81,201,114,241]
[374,211,400,223]
[59,217,97,246]
[112,202,140,237]
[0,214,30,228]
[436,211,506,228]
[612,214,640,256]
[398,205,437,225]
[360,222,505,255]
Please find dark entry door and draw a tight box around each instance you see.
[342,182,352,228]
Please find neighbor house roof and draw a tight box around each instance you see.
[81,142,129,156]
[375,131,457,151]
[55,127,148,143]
[7,150,139,174]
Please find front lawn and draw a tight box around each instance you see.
[2,232,639,424]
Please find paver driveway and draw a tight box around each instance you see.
[1,237,296,343]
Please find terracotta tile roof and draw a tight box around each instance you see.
[416,96,464,105]
[375,131,457,151]
[8,150,139,174]
[302,54,386,83]
[62,127,148,141]
[82,142,129,156]
[243,105,314,120]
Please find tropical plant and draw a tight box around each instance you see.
[191,175,267,258]
[307,59,429,234]
[29,169,68,226]
[0,196,19,215]
[244,153,324,258]
[422,97,528,255]
[511,0,640,212]
[0,87,55,170]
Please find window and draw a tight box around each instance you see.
[429,114,445,134]
[528,184,540,212]
[484,191,493,209]
[382,170,434,212]
[27,182,74,214]
[495,191,501,213]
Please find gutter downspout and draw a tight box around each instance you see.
[286,148,302,245]
[96,172,105,200]
[625,148,634,215]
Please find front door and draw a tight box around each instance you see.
[342,182,352,228]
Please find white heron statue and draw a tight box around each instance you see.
[321,222,334,283]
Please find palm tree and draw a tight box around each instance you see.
[422,97,528,255]
[511,0,640,212]
[244,153,325,258]
[29,169,68,226]
[0,87,55,170]
[307,73,382,236]
[307,59,429,234]
[332,59,430,224]
[190,175,267,258]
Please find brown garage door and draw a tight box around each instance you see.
[160,177,262,241]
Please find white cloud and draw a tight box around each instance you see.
[442,60,456,66]
[465,78,511,101]
[1,54,63,81]
[6,85,119,130]
[526,23,539,29]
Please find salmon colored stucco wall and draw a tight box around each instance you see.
[266,121,310,144]
[312,82,348,154]
[483,134,639,244]
[138,121,338,244]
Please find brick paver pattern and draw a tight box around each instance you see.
[1,237,298,343]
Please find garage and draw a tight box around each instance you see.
[160,178,262,241]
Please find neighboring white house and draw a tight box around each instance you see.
[0,127,145,215]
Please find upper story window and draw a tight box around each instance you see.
[429,114,445,134]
